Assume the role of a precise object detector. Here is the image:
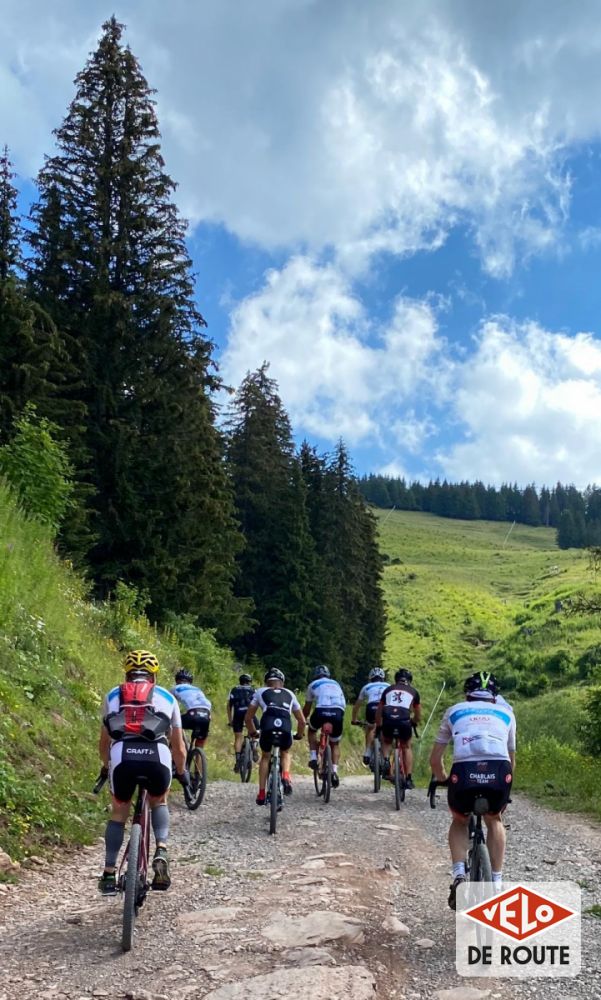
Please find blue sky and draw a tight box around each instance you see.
[4,0,601,485]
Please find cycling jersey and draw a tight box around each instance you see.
[251,686,301,720]
[228,683,255,711]
[171,683,212,712]
[435,699,516,762]
[356,681,388,706]
[305,678,346,711]
[103,684,182,737]
[380,681,420,720]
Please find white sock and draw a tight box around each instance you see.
[310,750,317,760]
[492,870,503,883]
[332,764,338,773]
[452,862,466,879]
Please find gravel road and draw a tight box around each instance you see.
[0,774,599,1000]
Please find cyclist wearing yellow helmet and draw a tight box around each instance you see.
[98,650,187,894]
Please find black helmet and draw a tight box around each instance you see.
[395,668,413,683]
[239,673,252,685]
[175,669,193,684]
[313,664,331,680]
[464,671,499,698]
[264,667,285,684]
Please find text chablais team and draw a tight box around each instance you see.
[98,652,515,909]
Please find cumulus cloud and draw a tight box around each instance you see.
[221,256,444,444]
[439,318,601,486]
[3,0,601,273]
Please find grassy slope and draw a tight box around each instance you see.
[377,510,600,818]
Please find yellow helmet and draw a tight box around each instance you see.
[124,649,160,674]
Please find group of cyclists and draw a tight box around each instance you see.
[98,651,515,910]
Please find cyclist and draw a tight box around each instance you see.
[171,669,212,747]
[351,667,388,765]
[245,667,305,804]
[98,650,188,895]
[303,665,346,787]
[227,671,256,772]
[376,668,421,788]
[429,671,516,910]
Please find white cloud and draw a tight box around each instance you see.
[3,1,601,274]
[221,256,443,445]
[439,318,601,486]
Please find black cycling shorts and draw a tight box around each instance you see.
[381,711,412,744]
[365,703,378,725]
[308,708,344,743]
[181,708,211,741]
[447,759,513,817]
[259,727,293,753]
[112,741,171,802]
[232,707,248,734]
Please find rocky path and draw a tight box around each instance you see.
[0,775,600,1000]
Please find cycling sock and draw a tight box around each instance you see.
[104,820,125,868]
[332,764,338,773]
[492,870,503,883]
[256,789,266,802]
[282,771,291,781]
[151,804,170,844]
[310,750,317,760]
[452,861,466,879]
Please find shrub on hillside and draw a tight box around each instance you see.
[0,406,73,531]
[580,687,601,757]
[545,648,573,677]
[517,672,549,697]
[577,644,601,681]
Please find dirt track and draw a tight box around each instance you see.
[0,775,600,999]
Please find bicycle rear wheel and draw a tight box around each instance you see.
[373,737,381,793]
[269,751,279,835]
[322,744,332,804]
[185,747,207,810]
[122,823,141,952]
[240,739,252,783]
[470,839,492,883]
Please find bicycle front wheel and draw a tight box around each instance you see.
[470,839,492,883]
[322,744,332,804]
[240,739,252,783]
[269,752,279,835]
[373,737,381,793]
[122,823,142,953]
[186,747,207,810]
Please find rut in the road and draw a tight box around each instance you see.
[0,776,600,1000]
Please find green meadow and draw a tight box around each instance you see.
[376,509,601,818]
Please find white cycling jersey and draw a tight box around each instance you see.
[102,683,182,730]
[356,681,388,706]
[171,683,212,712]
[305,678,346,711]
[435,698,516,762]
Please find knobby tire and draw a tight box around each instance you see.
[122,822,141,953]
[269,752,279,835]
[373,737,381,793]
[185,747,207,810]
[394,749,403,810]
[322,744,332,804]
[240,739,252,784]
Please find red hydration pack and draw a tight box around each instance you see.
[105,680,170,741]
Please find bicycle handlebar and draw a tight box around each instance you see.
[428,775,449,809]
[93,768,109,794]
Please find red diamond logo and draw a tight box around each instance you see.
[464,885,575,941]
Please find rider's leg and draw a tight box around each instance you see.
[258,751,270,792]
[148,792,169,849]
[449,812,470,872]
[401,741,413,775]
[103,797,130,873]
[484,813,506,879]
[365,724,375,751]
[234,732,243,754]
[380,738,392,772]
[281,749,292,775]
[331,741,341,767]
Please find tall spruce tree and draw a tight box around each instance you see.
[0,148,74,441]
[27,18,244,633]
[227,366,317,685]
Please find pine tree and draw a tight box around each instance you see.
[227,366,317,684]
[0,148,75,442]
[27,18,244,631]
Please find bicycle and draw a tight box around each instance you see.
[428,777,493,883]
[238,728,259,784]
[265,732,303,835]
[93,770,151,953]
[313,721,336,803]
[382,722,419,810]
[181,731,207,811]
[355,720,385,793]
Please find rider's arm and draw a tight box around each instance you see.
[99,724,110,769]
[293,707,306,737]
[429,741,447,781]
[245,702,259,737]
[171,725,187,775]
[412,700,422,724]
[351,698,361,723]
[509,750,516,773]
[302,700,312,720]
[226,694,232,725]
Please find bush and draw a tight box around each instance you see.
[0,405,73,531]
[545,649,572,677]
[517,673,549,697]
[580,687,601,757]
[578,644,601,680]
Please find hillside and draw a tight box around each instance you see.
[376,509,600,817]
